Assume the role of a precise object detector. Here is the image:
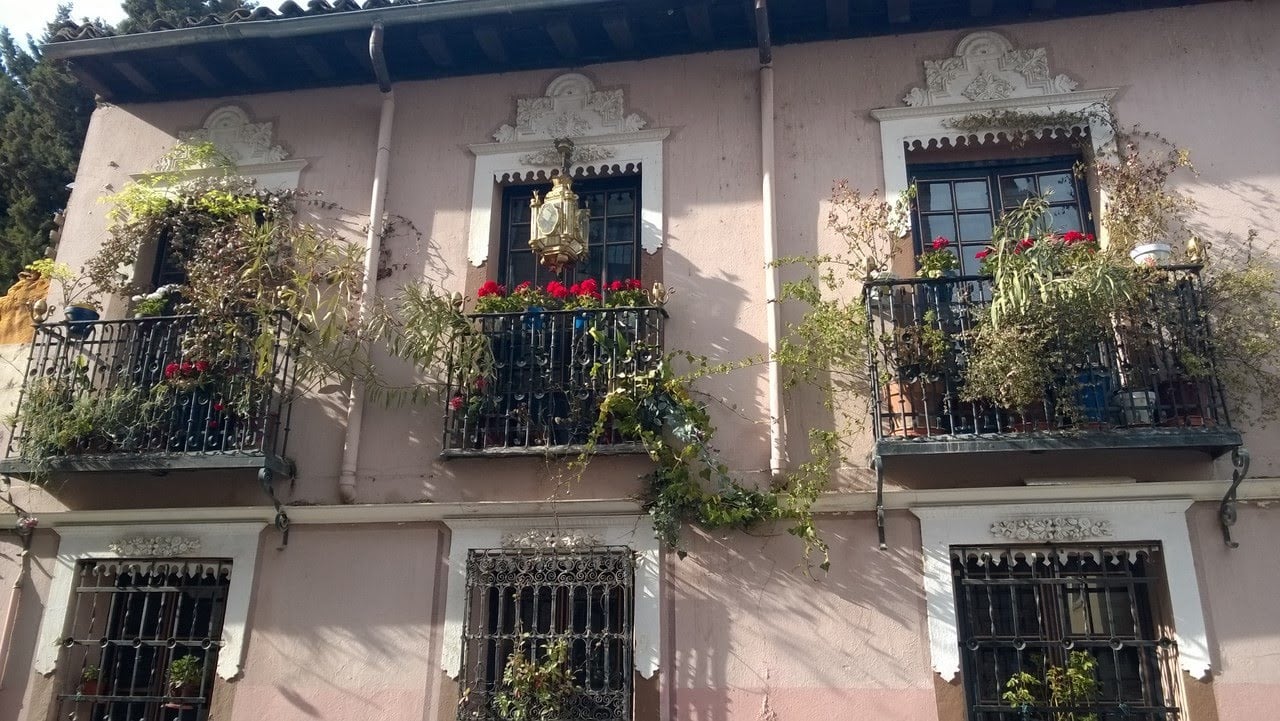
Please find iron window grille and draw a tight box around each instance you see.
[458,546,635,721]
[952,545,1182,721]
[500,175,642,289]
[909,156,1091,277]
[55,559,231,721]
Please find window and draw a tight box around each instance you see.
[909,156,1091,276]
[55,559,231,721]
[952,544,1180,721]
[500,175,642,288]
[457,547,635,721]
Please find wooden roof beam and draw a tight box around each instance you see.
[601,14,634,52]
[546,19,579,58]
[418,31,454,67]
[685,3,714,44]
[827,0,850,31]
[112,60,157,94]
[474,26,508,65]
[887,0,911,24]
[295,43,335,79]
[177,54,221,89]
[227,49,268,84]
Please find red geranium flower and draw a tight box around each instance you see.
[213,401,226,411]
[477,280,506,298]
[164,362,180,379]
[629,279,643,290]
[514,281,532,293]
[975,248,992,261]
[194,360,210,373]
[546,281,570,300]
[579,278,599,295]
[1062,230,1084,244]
[609,280,624,292]
[569,283,582,295]
[931,236,951,251]
[449,395,465,412]
[180,361,194,374]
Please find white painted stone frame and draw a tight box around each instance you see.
[33,522,266,680]
[441,515,661,679]
[913,500,1211,681]
[871,31,1118,232]
[467,72,668,267]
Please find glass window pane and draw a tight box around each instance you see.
[954,180,990,210]
[922,214,956,245]
[606,190,635,216]
[1047,205,1084,234]
[957,213,993,242]
[606,244,636,284]
[999,175,1038,208]
[589,218,604,245]
[1040,172,1076,202]
[583,192,607,218]
[960,243,990,277]
[919,182,953,212]
[606,217,636,244]
[508,252,537,286]
[509,199,531,224]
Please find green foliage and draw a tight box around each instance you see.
[493,636,576,721]
[25,257,97,307]
[81,664,101,682]
[0,10,95,284]
[166,655,203,690]
[1002,651,1100,721]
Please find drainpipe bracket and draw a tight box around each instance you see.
[1219,446,1250,548]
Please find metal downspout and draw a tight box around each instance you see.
[0,521,33,688]
[339,22,394,503]
[757,0,784,480]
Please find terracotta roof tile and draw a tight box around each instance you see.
[51,0,441,42]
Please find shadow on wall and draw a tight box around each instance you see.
[670,513,931,721]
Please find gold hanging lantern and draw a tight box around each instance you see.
[529,139,591,273]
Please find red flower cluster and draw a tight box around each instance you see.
[1013,237,1037,254]
[1060,230,1097,246]
[931,236,951,251]
[477,280,506,297]
[608,278,644,292]
[975,248,992,261]
[568,278,601,301]
[164,360,211,379]
[449,395,464,411]
[546,280,570,300]
[513,281,532,293]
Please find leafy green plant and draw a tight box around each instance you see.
[166,655,203,692]
[493,636,577,721]
[1002,651,1100,721]
[81,665,101,683]
[25,258,99,309]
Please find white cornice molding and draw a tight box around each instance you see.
[870,87,1119,124]
[439,515,661,682]
[7,478,1278,527]
[913,501,1211,682]
[33,522,266,681]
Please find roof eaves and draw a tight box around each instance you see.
[43,0,620,60]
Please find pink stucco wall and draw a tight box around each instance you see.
[0,2,1277,720]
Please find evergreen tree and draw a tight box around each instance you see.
[0,6,94,284]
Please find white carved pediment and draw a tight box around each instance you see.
[904,31,1078,107]
[494,73,648,144]
[176,105,289,167]
[989,516,1112,542]
[108,535,201,557]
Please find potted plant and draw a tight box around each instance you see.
[79,664,103,696]
[879,308,949,437]
[25,259,101,338]
[164,655,203,708]
[130,283,181,318]
[493,635,577,721]
[1002,651,1100,721]
[917,236,961,309]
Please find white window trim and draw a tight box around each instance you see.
[912,500,1210,682]
[441,515,661,680]
[467,129,668,267]
[33,522,266,681]
[870,87,1118,208]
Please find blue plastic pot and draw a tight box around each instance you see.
[64,305,99,339]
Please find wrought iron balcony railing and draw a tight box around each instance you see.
[865,266,1242,457]
[0,313,297,478]
[442,306,665,458]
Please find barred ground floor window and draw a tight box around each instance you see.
[457,546,635,721]
[54,559,231,721]
[952,544,1182,721]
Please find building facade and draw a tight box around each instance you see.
[0,1,1278,720]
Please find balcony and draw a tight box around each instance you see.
[865,267,1242,458]
[441,306,665,458]
[0,313,296,479]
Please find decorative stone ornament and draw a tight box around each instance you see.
[903,31,1079,107]
[174,106,288,167]
[528,139,591,272]
[493,73,646,143]
[989,517,1112,542]
[501,529,605,550]
[108,535,202,557]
